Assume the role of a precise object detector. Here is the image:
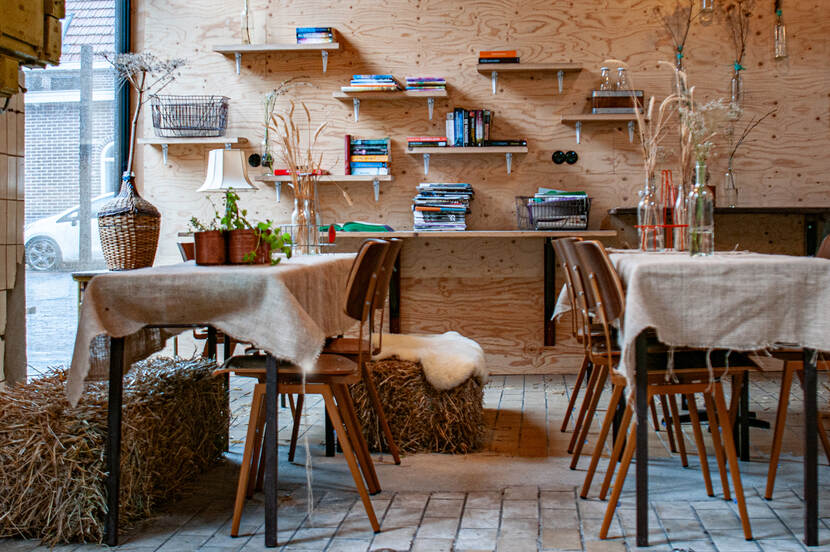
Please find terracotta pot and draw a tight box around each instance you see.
[227,229,270,264]
[193,230,227,265]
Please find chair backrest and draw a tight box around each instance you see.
[817,234,830,260]
[372,238,403,313]
[342,239,391,323]
[553,237,582,338]
[573,240,625,325]
[558,237,592,350]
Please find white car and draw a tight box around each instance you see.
[24,192,115,271]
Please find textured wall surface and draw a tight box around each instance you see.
[132,0,829,373]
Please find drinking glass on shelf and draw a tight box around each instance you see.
[615,67,629,90]
[599,67,613,91]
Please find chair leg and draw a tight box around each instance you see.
[288,394,305,463]
[570,365,609,469]
[581,382,624,498]
[795,369,830,464]
[569,361,599,453]
[649,396,661,432]
[660,394,678,453]
[231,383,266,537]
[713,382,753,541]
[562,355,590,432]
[360,365,402,465]
[288,394,296,417]
[319,385,380,532]
[686,393,714,497]
[668,394,689,467]
[600,420,637,540]
[252,404,267,494]
[599,404,632,501]
[765,363,794,500]
[332,383,381,495]
[246,389,267,499]
[704,391,731,501]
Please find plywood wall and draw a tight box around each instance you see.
[133,0,829,373]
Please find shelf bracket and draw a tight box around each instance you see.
[352,98,360,122]
[628,121,635,143]
[427,97,434,120]
[234,52,242,75]
[275,182,281,202]
[321,50,328,73]
[161,144,169,164]
[557,70,564,94]
[423,153,430,175]
[575,121,582,145]
[506,152,513,175]
[373,178,380,202]
[490,71,498,95]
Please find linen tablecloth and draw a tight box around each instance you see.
[611,251,830,384]
[68,254,357,405]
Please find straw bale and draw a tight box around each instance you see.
[350,358,485,454]
[0,356,228,545]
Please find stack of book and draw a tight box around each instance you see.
[341,75,402,92]
[412,183,474,231]
[407,136,448,148]
[295,27,336,44]
[344,135,390,176]
[478,49,519,64]
[405,77,446,91]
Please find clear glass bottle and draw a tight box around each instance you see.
[599,67,613,91]
[730,69,743,105]
[637,175,664,251]
[688,162,715,256]
[241,0,252,44]
[723,164,738,207]
[700,0,715,24]
[615,67,629,90]
[672,180,688,251]
[774,9,787,59]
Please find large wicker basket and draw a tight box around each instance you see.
[98,173,161,270]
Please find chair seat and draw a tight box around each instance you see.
[323,337,370,357]
[217,353,360,384]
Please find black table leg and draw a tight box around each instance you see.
[104,336,125,547]
[544,238,556,346]
[325,411,335,457]
[803,348,818,547]
[389,249,401,334]
[739,372,750,461]
[635,331,649,547]
[264,353,278,547]
[207,327,217,360]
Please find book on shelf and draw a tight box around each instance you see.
[344,134,351,175]
[343,75,402,92]
[405,76,446,91]
[351,154,389,162]
[479,50,517,58]
[351,167,390,176]
[273,168,330,176]
[407,136,448,148]
[348,136,391,176]
[478,57,520,64]
[591,107,637,114]
[412,183,474,231]
[296,27,335,44]
[447,109,493,146]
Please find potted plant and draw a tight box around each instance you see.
[188,216,226,265]
[221,190,292,265]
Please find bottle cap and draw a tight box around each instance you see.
[600,66,609,71]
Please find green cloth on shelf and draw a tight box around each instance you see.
[319,221,394,233]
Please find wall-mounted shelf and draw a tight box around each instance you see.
[333,89,447,121]
[560,113,640,144]
[137,136,248,164]
[476,62,582,94]
[256,174,393,202]
[213,42,339,74]
[406,146,528,175]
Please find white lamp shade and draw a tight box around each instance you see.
[197,149,257,192]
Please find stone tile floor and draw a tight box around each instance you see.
[2,371,829,552]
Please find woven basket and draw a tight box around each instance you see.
[98,173,161,270]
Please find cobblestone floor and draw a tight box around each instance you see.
[1,370,829,552]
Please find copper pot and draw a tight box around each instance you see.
[227,229,270,264]
[193,230,227,265]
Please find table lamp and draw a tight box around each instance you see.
[197,147,257,192]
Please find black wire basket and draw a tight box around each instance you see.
[515,195,591,230]
[150,95,229,137]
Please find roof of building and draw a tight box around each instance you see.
[60,0,115,63]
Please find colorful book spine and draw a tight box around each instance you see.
[351,154,389,162]
[344,134,351,175]
[479,50,517,58]
[478,57,520,64]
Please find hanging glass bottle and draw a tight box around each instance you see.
[637,175,664,251]
[730,64,744,106]
[688,162,715,256]
[723,163,739,208]
[241,0,252,44]
[774,8,787,60]
[700,0,715,25]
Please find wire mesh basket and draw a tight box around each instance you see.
[150,95,229,137]
[515,195,591,230]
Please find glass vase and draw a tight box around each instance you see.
[672,180,688,251]
[700,0,714,25]
[730,70,743,106]
[688,162,715,256]
[774,11,787,60]
[637,175,664,251]
[723,164,738,208]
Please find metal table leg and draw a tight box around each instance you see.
[389,249,402,334]
[104,336,125,546]
[803,348,818,546]
[264,353,279,547]
[325,411,336,457]
[544,238,557,346]
[635,331,649,547]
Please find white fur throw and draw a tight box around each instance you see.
[371,331,488,390]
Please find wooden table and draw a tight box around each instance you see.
[610,251,830,547]
[68,256,356,548]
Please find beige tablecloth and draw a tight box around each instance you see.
[611,251,830,384]
[68,254,357,405]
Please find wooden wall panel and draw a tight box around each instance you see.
[134,0,829,374]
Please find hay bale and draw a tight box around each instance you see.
[0,357,228,545]
[350,358,485,454]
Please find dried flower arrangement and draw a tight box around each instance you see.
[655,0,702,69]
[725,0,753,73]
[261,77,312,169]
[726,108,776,166]
[101,52,185,174]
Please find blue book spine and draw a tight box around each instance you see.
[350,162,388,168]
[296,27,333,33]
[352,74,395,80]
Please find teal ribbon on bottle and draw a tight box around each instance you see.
[776,8,782,16]
[676,45,684,61]
[734,61,744,72]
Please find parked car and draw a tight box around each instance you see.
[24,192,115,271]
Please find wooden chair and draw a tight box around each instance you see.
[216,239,391,537]
[573,240,753,541]
[288,238,404,465]
[764,234,830,499]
